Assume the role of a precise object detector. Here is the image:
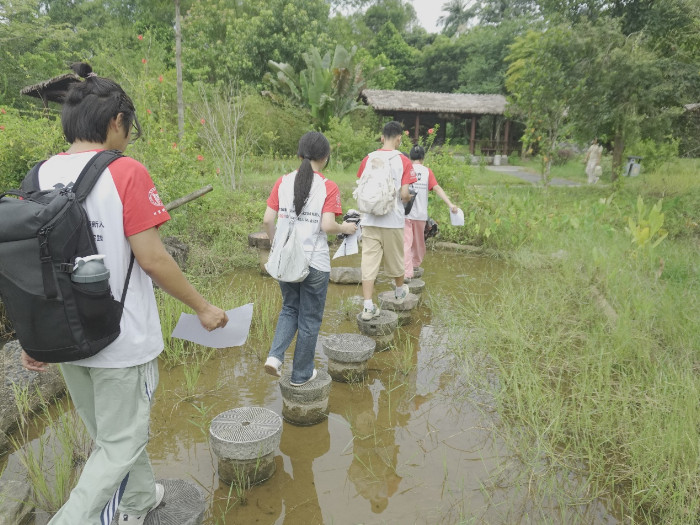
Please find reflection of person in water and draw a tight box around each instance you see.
[279,420,330,524]
[220,420,330,524]
[345,382,405,514]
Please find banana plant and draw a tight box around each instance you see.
[267,44,367,129]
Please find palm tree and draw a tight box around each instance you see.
[437,0,478,36]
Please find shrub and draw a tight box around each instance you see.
[627,137,680,172]
[0,108,65,189]
[326,116,378,169]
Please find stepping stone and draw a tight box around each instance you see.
[248,232,271,275]
[114,479,206,525]
[330,266,362,284]
[356,310,398,351]
[209,407,282,486]
[406,278,425,297]
[279,369,332,426]
[322,334,375,383]
[377,291,419,326]
[413,266,424,278]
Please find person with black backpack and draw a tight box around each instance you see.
[19,63,228,525]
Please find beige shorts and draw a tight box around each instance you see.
[361,226,404,281]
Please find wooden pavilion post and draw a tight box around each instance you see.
[414,114,420,143]
[469,116,477,155]
[504,119,511,155]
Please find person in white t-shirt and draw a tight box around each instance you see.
[357,121,417,321]
[262,132,357,386]
[21,63,228,525]
[404,145,458,280]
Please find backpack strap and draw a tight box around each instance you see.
[20,161,46,193]
[68,150,136,307]
[71,149,123,202]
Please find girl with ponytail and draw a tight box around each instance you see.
[263,131,357,386]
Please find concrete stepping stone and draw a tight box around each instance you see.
[322,334,376,383]
[209,407,282,486]
[248,232,271,275]
[113,479,206,525]
[356,310,398,351]
[377,291,419,326]
[330,266,362,284]
[413,266,424,278]
[406,278,425,297]
[279,369,332,426]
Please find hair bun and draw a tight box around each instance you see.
[70,62,93,79]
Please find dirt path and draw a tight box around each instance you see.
[486,165,580,186]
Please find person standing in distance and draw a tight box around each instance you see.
[21,62,228,525]
[357,121,417,320]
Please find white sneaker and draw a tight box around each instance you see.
[264,356,282,377]
[394,284,409,303]
[290,369,317,387]
[119,483,165,524]
[360,304,380,321]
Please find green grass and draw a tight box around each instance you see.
[429,158,700,523]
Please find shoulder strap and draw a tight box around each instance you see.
[20,161,46,193]
[72,149,123,202]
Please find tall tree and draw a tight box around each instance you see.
[437,0,478,36]
[506,24,583,183]
[363,0,418,34]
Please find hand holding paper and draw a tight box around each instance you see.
[450,208,465,226]
[171,303,254,348]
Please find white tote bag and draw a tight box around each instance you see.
[265,218,310,283]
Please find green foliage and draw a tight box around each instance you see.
[506,24,582,183]
[325,117,377,168]
[0,0,84,106]
[266,45,368,130]
[242,95,313,156]
[0,108,65,189]
[183,0,332,86]
[367,22,419,90]
[626,196,668,253]
[627,138,680,173]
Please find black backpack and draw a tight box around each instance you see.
[0,150,135,363]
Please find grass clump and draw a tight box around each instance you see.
[436,159,699,523]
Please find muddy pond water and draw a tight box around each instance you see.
[3,250,621,524]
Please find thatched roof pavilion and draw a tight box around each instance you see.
[361,89,513,155]
[20,73,82,107]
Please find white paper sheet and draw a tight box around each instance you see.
[450,208,465,226]
[333,229,360,259]
[171,303,254,349]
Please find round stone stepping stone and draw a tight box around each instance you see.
[377,291,419,326]
[330,266,362,284]
[356,310,398,351]
[279,369,332,426]
[413,266,424,278]
[114,479,206,525]
[248,232,271,275]
[406,278,425,297]
[209,407,282,486]
[322,334,376,383]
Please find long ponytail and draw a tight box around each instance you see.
[293,131,330,217]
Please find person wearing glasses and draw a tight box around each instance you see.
[21,62,229,525]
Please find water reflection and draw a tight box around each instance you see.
[0,252,624,524]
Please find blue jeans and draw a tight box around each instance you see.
[268,267,330,383]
